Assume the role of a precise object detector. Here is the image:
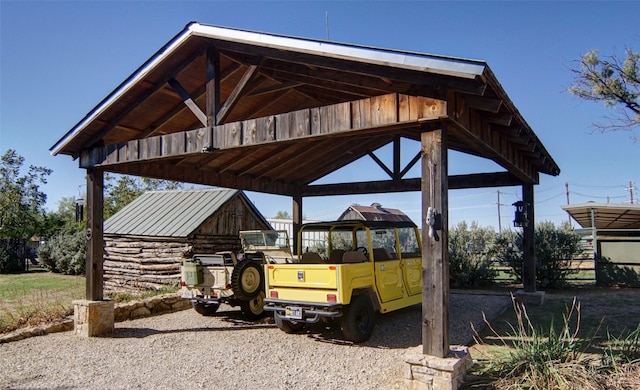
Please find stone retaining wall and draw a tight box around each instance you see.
[0,293,191,344]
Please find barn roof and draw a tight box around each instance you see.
[338,203,414,223]
[51,22,559,199]
[104,188,269,237]
[562,203,640,230]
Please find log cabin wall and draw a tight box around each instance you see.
[103,234,244,293]
[102,189,271,293]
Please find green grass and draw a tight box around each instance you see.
[0,269,85,332]
[0,269,178,333]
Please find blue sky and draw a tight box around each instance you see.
[1,1,639,230]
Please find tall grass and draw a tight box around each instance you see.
[473,296,600,390]
[602,324,640,368]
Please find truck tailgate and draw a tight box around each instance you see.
[267,264,338,289]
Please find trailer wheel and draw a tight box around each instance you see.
[231,259,264,300]
[192,301,220,316]
[341,295,375,343]
[240,291,266,321]
[274,311,305,333]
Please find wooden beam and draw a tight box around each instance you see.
[80,93,446,169]
[82,48,205,150]
[141,85,207,138]
[85,169,104,301]
[368,151,393,179]
[212,40,487,96]
[463,95,503,113]
[206,46,220,129]
[421,129,449,358]
[303,178,421,196]
[301,172,521,196]
[522,184,536,292]
[292,193,302,255]
[247,80,304,97]
[216,63,260,125]
[107,159,298,196]
[445,116,537,184]
[167,78,207,126]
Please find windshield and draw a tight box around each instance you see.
[241,230,289,250]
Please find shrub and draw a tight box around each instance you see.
[448,221,497,288]
[478,296,600,390]
[0,245,22,274]
[0,239,26,274]
[493,222,582,289]
[38,225,86,275]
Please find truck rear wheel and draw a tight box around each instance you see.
[274,311,305,333]
[240,291,266,321]
[341,295,375,343]
[231,259,264,300]
[192,301,220,316]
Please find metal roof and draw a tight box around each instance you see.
[104,188,260,237]
[338,203,414,223]
[50,22,559,200]
[50,23,488,156]
[562,203,640,230]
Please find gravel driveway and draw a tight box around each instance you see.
[0,292,510,390]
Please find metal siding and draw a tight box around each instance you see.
[104,188,239,237]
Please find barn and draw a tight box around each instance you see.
[103,188,271,292]
[338,203,413,223]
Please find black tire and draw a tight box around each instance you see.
[341,295,375,343]
[274,311,305,333]
[192,300,220,316]
[231,259,264,300]
[239,291,266,321]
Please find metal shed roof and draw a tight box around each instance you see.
[562,203,640,230]
[104,188,263,237]
[338,203,414,223]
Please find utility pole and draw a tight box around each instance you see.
[630,181,635,204]
[497,190,502,233]
[565,182,572,226]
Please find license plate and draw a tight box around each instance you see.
[180,289,193,299]
[285,306,303,320]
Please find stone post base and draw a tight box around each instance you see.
[73,299,114,337]
[405,346,471,390]
[514,290,545,305]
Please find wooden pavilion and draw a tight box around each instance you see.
[51,23,559,359]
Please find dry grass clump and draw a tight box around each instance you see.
[0,289,75,333]
[469,294,640,390]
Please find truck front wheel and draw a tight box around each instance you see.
[341,295,375,343]
[274,311,305,333]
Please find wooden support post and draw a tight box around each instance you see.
[206,47,220,141]
[85,169,104,301]
[522,183,536,293]
[292,193,302,255]
[421,129,449,358]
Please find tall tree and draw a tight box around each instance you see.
[569,48,640,140]
[273,210,292,219]
[0,149,52,238]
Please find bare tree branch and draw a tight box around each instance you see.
[569,48,640,140]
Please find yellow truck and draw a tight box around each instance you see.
[263,220,422,342]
